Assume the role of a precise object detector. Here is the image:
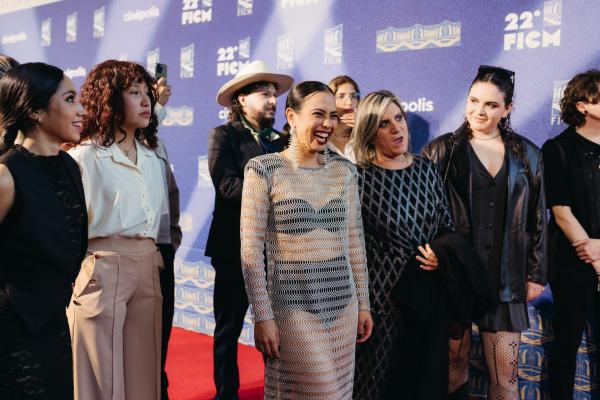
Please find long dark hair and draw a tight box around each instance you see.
[78,60,159,149]
[0,62,64,155]
[282,81,334,135]
[458,66,531,176]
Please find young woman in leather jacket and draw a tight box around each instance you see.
[422,66,547,400]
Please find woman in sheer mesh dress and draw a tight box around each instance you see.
[240,80,373,400]
[352,90,454,400]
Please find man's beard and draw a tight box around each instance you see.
[256,109,275,130]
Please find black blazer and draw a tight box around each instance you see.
[0,146,88,334]
[205,121,287,263]
[423,130,547,303]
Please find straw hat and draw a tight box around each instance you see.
[216,60,294,107]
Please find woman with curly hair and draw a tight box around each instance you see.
[423,66,547,400]
[67,60,167,400]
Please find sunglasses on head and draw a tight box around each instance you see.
[477,65,515,84]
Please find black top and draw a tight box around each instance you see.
[469,144,508,297]
[358,156,453,315]
[542,126,600,279]
[0,146,87,333]
[33,153,86,264]
[206,121,287,262]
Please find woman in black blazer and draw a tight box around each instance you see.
[0,62,87,399]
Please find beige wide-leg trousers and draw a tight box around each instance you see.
[67,237,163,400]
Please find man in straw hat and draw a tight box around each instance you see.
[206,60,293,400]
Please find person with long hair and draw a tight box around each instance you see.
[327,75,360,161]
[352,90,454,399]
[543,69,600,399]
[240,81,373,399]
[423,65,547,399]
[0,62,86,399]
[67,60,167,400]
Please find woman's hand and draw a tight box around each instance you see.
[526,282,545,302]
[416,244,438,271]
[339,111,355,128]
[357,310,373,343]
[254,319,280,359]
[573,238,600,263]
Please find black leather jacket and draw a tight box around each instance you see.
[422,130,547,302]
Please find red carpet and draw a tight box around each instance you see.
[165,328,265,400]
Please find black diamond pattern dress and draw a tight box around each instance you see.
[353,156,453,400]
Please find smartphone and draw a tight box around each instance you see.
[154,63,168,80]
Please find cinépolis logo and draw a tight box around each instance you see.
[216,37,251,76]
[376,20,461,53]
[401,98,434,113]
[64,66,87,79]
[182,0,212,25]
[41,17,51,47]
[503,0,562,51]
[1,32,27,45]
[123,6,160,23]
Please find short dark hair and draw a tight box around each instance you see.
[0,54,19,79]
[560,69,600,127]
[328,75,360,99]
[0,62,64,155]
[228,81,278,122]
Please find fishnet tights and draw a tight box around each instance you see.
[480,331,520,400]
[448,329,520,399]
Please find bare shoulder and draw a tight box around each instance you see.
[0,164,15,222]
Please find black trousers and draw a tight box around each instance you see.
[158,243,176,400]
[549,274,600,399]
[0,306,73,400]
[391,302,449,400]
[211,258,249,400]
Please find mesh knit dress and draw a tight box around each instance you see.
[241,152,370,400]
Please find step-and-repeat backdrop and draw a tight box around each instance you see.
[1,0,599,398]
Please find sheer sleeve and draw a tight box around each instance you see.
[347,167,370,311]
[240,158,274,322]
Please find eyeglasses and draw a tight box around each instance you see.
[335,92,360,101]
[477,65,515,85]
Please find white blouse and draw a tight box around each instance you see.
[69,140,168,241]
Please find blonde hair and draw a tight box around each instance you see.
[352,90,407,166]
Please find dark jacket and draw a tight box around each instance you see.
[0,146,88,334]
[205,121,287,263]
[422,130,547,302]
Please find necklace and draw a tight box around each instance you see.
[120,141,135,158]
[472,132,501,141]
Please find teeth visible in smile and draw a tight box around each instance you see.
[72,122,82,127]
[314,132,328,139]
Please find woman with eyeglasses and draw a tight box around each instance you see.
[423,65,547,400]
[328,75,360,162]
